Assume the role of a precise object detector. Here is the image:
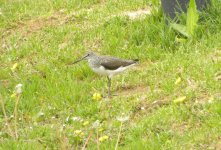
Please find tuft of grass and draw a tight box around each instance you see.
[171,0,199,38]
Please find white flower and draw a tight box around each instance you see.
[92,120,100,128]
[37,111,44,117]
[66,116,70,122]
[15,84,23,94]
[116,115,129,122]
[72,117,82,122]
[141,107,145,110]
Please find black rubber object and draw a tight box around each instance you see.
[161,0,211,20]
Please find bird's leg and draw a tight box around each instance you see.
[107,76,111,97]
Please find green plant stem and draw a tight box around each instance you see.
[115,122,123,150]
[82,130,93,150]
[97,129,100,150]
[13,94,20,139]
[0,94,14,137]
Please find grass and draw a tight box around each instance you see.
[0,0,221,149]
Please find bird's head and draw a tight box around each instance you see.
[72,51,96,64]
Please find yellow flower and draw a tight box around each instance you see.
[92,93,102,101]
[10,93,16,98]
[173,96,187,104]
[74,130,82,135]
[11,63,18,71]
[80,132,84,137]
[83,121,89,126]
[175,77,181,85]
[99,128,104,132]
[99,135,109,142]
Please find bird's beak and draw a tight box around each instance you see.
[72,54,88,64]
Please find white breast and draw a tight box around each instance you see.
[92,64,135,78]
[92,66,109,76]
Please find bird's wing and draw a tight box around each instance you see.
[100,56,138,70]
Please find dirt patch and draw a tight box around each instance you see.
[0,79,10,88]
[215,71,221,81]
[116,84,150,96]
[0,10,72,55]
[1,2,108,40]
[171,122,188,134]
[131,98,170,119]
[107,7,152,21]
[136,99,170,111]
[1,10,67,39]
[211,49,221,63]
[123,8,151,20]
[193,91,218,105]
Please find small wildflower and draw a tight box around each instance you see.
[11,63,18,71]
[37,111,44,117]
[99,128,104,132]
[92,93,102,101]
[92,120,100,128]
[15,84,23,94]
[99,135,109,142]
[116,115,129,122]
[72,116,82,122]
[83,121,89,126]
[175,77,181,85]
[173,96,187,104]
[74,130,82,135]
[80,132,84,137]
[10,93,16,98]
[66,116,70,122]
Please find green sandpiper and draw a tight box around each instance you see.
[72,52,139,97]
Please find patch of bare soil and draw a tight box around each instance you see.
[171,122,188,134]
[123,8,151,20]
[116,84,150,96]
[1,10,67,39]
[211,49,221,63]
[0,10,73,54]
[0,79,10,88]
[215,71,221,81]
[131,98,170,118]
[107,7,152,21]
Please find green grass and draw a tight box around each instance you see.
[0,0,221,149]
